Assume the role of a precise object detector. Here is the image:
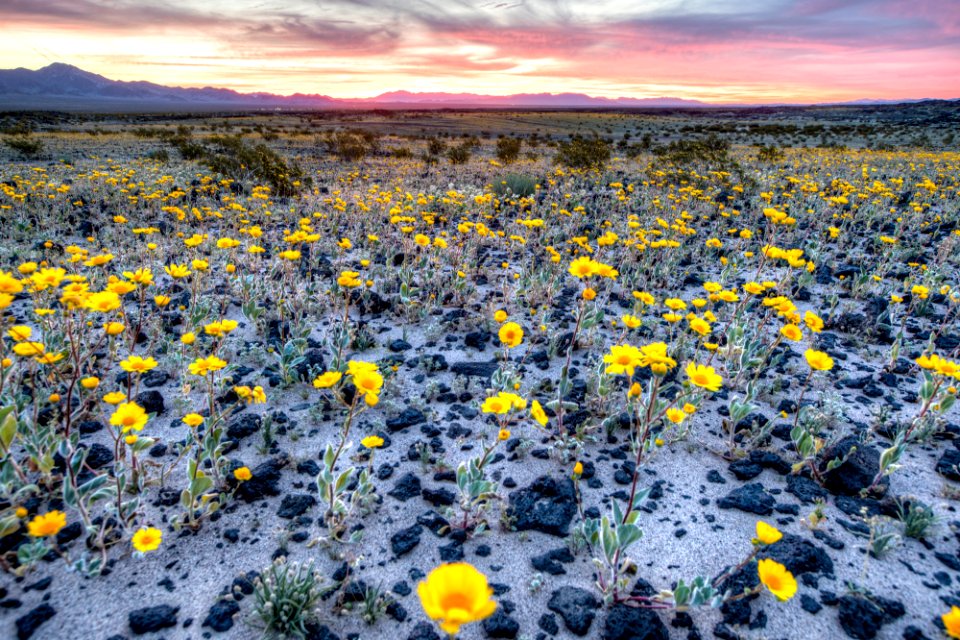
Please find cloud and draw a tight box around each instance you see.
[2,0,959,101]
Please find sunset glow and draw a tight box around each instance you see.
[2,0,959,103]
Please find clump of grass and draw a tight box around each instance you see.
[897,499,937,539]
[252,558,325,638]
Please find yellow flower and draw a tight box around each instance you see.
[414,234,430,247]
[942,606,960,639]
[639,343,676,375]
[313,371,343,389]
[110,402,149,433]
[233,466,252,481]
[189,355,227,376]
[780,324,803,342]
[7,325,32,342]
[337,271,362,288]
[102,391,126,405]
[182,413,204,427]
[153,295,171,307]
[568,256,598,279]
[12,342,45,357]
[80,376,100,389]
[482,395,511,414]
[666,408,685,424]
[353,369,384,400]
[688,316,711,337]
[603,344,644,376]
[497,429,511,441]
[498,322,523,348]
[120,355,158,374]
[621,314,642,329]
[530,400,548,427]
[757,558,797,601]
[686,362,723,392]
[165,264,191,279]
[132,527,162,553]
[573,461,583,476]
[494,310,508,323]
[27,511,66,537]
[85,291,122,313]
[361,435,384,449]
[104,321,125,336]
[417,563,497,636]
[803,311,824,333]
[582,287,597,301]
[753,521,783,545]
[804,349,834,371]
[180,332,196,345]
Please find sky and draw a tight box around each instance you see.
[1,0,959,103]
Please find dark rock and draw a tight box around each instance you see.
[422,487,456,507]
[538,613,560,635]
[785,474,828,504]
[531,547,575,575]
[407,621,442,640]
[601,603,668,640]
[717,483,775,515]
[837,595,901,639]
[760,534,834,577]
[450,361,499,378]
[15,603,55,640]
[277,494,316,519]
[547,586,598,636]
[388,473,422,501]
[134,390,165,416]
[235,456,286,502]
[129,605,178,634]
[387,408,426,432]
[227,414,261,440]
[936,448,960,481]
[391,524,422,556]
[819,436,886,496]
[202,600,240,632]
[507,476,578,537]
[482,609,520,638]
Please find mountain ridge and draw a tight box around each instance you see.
[0,63,951,111]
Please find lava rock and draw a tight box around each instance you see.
[819,436,887,496]
[507,476,577,537]
[277,494,317,519]
[601,602,668,640]
[129,605,178,634]
[387,408,426,432]
[15,603,56,640]
[936,448,960,482]
[391,524,422,556]
[388,472,422,501]
[482,609,520,638]
[227,413,261,440]
[134,390,165,416]
[717,483,775,515]
[235,456,286,502]
[202,600,240,632]
[547,586,599,636]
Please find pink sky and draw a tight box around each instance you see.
[2,0,959,103]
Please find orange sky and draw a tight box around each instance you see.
[2,0,959,103]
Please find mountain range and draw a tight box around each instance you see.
[0,63,941,111]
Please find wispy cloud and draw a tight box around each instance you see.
[2,0,958,101]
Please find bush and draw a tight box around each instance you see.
[555,135,610,169]
[205,135,308,197]
[757,145,785,163]
[426,138,446,156]
[447,144,471,165]
[3,135,44,159]
[495,137,522,163]
[322,130,380,162]
[493,174,537,198]
[654,134,730,166]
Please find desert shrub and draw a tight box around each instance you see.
[495,137,522,163]
[757,144,785,163]
[447,144,471,165]
[205,135,308,197]
[493,173,537,198]
[654,134,730,165]
[554,134,610,169]
[322,130,380,162]
[426,137,446,156]
[392,146,414,159]
[3,135,44,158]
[252,558,324,638]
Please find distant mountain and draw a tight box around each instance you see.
[0,63,708,111]
[0,63,338,110]
[0,63,947,111]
